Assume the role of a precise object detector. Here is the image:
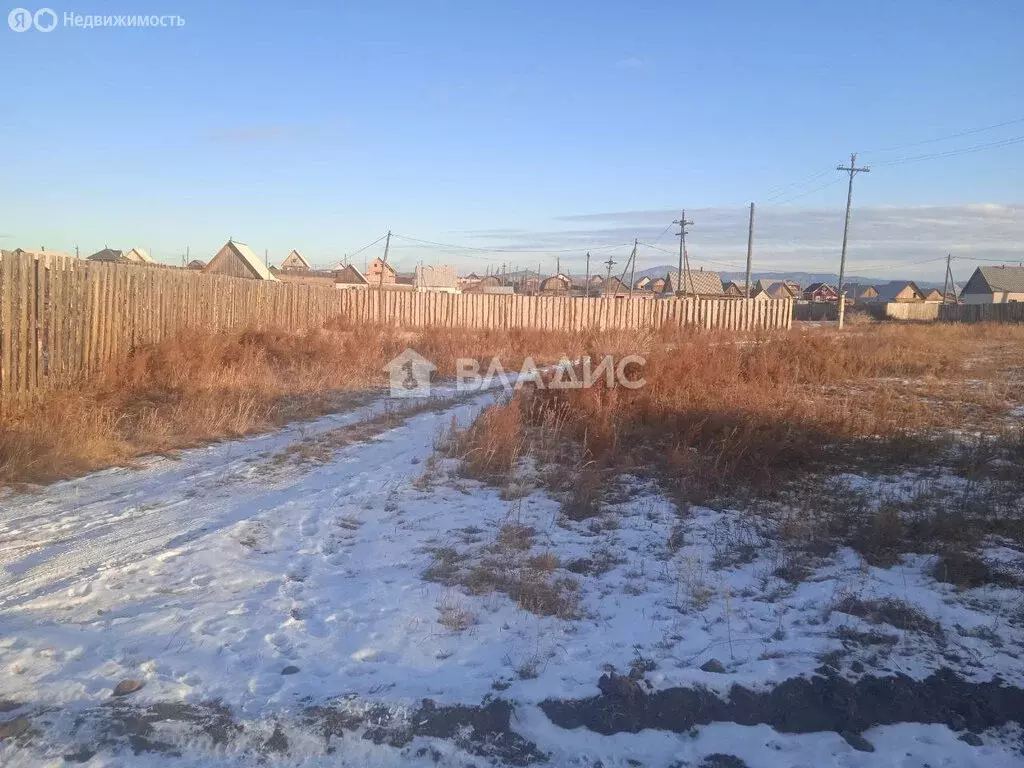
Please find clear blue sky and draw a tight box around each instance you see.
[3,0,1022,279]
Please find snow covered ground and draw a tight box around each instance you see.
[2,385,1024,766]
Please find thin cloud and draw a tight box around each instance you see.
[203,125,300,144]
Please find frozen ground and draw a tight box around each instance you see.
[1,386,1024,766]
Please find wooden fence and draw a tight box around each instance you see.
[939,303,1024,323]
[0,251,792,403]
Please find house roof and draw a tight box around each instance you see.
[872,280,925,302]
[221,240,276,281]
[369,257,397,274]
[187,259,206,269]
[335,264,368,285]
[282,249,311,269]
[967,266,1024,295]
[88,248,124,262]
[666,269,724,296]
[803,282,836,293]
[124,247,155,264]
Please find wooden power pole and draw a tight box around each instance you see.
[673,210,694,297]
[584,251,591,297]
[941,253,955,305]
[836,153,870,303]
[745,203,755,298]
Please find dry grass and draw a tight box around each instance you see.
[424,523,580,619]
[454,323,1024,507]
[0,324,616,486]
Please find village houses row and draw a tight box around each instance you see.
[3,241,1022,305]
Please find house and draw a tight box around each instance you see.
[921,288,943,303]
[366,257,397,286]
[187,259,206,270]
[634,276,652,291]
[722,281,746,297]
[600,276,628,295]
[749,288,774,302]
[869,281,926,303]
[803,282,838,303]
[540,274,573,295]
[588,275,605,291]
[845,283,879,303]
[754,280,798,300]
[463,275,501,293]
[458,272,482,291]
[665,269,724,297]
[414,264,459,293]
[280,249,311,272]
[87,247,124,262]
[334,264,369,290]
[124,247,155,264]
[204,240,276,280]
[959,266,1024,304]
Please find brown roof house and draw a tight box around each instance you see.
[187,259,206,270]
[960,266,1024,304]
[802,282,838,303]
[334,264,369,291]
[280,249,311,272]
[634,275,653,291]
[414,264,459,293]
[665,269,724,297]
[205,240,276,280]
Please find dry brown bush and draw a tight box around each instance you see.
[0,324,615,486]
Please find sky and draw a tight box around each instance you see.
[2,0,1022,282]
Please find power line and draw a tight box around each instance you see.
[870,134,1024,168]
[391,233,627,254]
[763,168,833,201]
[863,116,1024,154]
[770,177,844,205]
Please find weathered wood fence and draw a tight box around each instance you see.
[939,303,1024,323]
[0,251,792,403]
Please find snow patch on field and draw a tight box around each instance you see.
[2,388,1024,763]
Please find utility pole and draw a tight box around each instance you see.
[673,210,694,297]
[585,251,591,298]
[629,239,638,296]
[941,253,955,305]
[620,239,638,296]
[836,153,870,303]
[378,229,392,290]
[745,203,755,298]
[603,254,616,298]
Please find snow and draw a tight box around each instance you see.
[1,386,1023,764]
